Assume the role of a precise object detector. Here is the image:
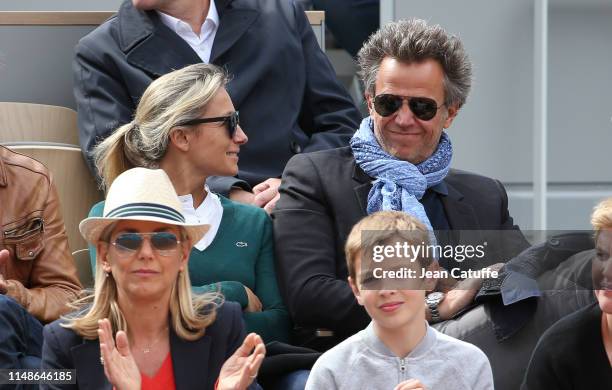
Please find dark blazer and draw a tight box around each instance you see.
[74,0,361,192]
[272,146,529,341]
[40,302,260,390]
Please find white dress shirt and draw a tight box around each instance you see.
[179,186,224,251]
[157,0,219,63]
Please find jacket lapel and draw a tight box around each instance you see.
[352,163,372,216]
[127,15,201,77]
[171,329,212,389]
[71,340,112,390]
[351,162,481,230]
[117,0,259,75]
[118,2,202,77]
[351,161,484,249]
[210,5,259,63]
[441,182,480,230]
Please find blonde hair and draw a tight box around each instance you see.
[93,63,230,190]
[62,228,220,341]
[345,211,433,281]
[591,198,612,241]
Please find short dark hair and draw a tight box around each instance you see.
[357,18,472,108]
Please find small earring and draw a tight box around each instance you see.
[105,272,110,278]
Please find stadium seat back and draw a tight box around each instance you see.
[0,102,79,145]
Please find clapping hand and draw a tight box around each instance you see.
[218,333,266,390]
[98,318,141,390]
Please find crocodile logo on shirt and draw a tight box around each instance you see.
[235,241,248,248]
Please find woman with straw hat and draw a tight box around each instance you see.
[41,167,265,390]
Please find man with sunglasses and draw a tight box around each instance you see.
[273,19,531,354]
[74,0,361,213]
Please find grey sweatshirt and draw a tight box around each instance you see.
[306,322,494,390]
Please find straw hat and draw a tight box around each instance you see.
[79,168,209,245]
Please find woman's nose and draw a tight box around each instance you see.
[233,125,248,145]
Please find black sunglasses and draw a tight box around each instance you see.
[111,232,181,256]
[373,94,444,121]
[177,111,240,138]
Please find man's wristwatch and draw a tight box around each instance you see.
[426,292,445,323]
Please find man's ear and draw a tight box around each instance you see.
[348,276,364,306]
[443,105,459,129]
[168,127,191,152]
[365,93,375,117]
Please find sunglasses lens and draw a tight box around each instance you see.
[151,232,179,252]
[373,94,403,117]
[373,95,439,121]
[227,112,239,138]
[409,97,438,121]
[113,232,179,255]
[114,233,143,252]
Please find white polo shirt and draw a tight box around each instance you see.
[178,186,224,251]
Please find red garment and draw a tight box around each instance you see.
[141,353,176,390]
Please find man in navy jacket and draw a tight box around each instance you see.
[74,0,361,210]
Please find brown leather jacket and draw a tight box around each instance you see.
[0,145,81,323]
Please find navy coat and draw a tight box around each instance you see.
[41,302,260,390]
[273,146,530,342]
[74,0,361,192]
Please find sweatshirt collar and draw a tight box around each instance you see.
[363,321,437,359]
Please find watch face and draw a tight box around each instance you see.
[427,292,444,302]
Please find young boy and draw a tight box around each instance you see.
[305,211,494,390]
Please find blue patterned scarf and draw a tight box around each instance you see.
[350,116,452,232]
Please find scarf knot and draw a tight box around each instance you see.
[350,116,453,234]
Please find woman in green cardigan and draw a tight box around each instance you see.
[88,63,289,345]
